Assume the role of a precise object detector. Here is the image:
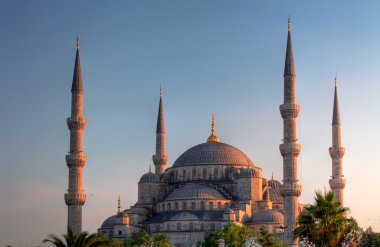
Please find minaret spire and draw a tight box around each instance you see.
[279,18,301,246]
[329,76,346,205]
[65,36,87,235]
[117,195,121,214]
[152,85,168,175]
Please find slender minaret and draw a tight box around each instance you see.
[64,35,87,235]
[152,86,168,175]
[279,18,302,246]
[329,76,346,205]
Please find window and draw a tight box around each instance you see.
[175,202,178,210]
[183,170,187,180]
[189,222,194,230]
[192,168,196,179]
[177,222,181,230]
[182,201,187,210]
[156,225,160,232]
[167,223,170,231]
[168,203,171,210]
[214,168,219,179]
[118,230,122,235]
[200,201,205,210]
[211,223,215,230]
[209,201,214,209]
[162,204,165,211]
[203,168,207,179]
[217,202,221,208]
[200,223,204,231]
[192,201,196,210]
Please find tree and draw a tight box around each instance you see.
[358,227,380,247]
[204,223,255,247]
[153,233,170,247]
[255,229,282,247]
[294,190,358,247]
[43,228,106,247]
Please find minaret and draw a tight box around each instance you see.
[329,76,346,205]
[64,35,87,235]
[152,86,168,175]
[279,18,302,246]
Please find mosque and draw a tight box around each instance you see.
[64,19,346,247]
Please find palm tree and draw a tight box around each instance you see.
[294,190,356,247]
[43,228,106,247]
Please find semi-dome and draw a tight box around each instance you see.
[170,212,199,221]
[173,142,254,168]
[165,184,226,201]
[139,171,160,183]
[253,210,284,224]
[100,214,118,228]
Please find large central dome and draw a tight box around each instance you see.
[173,142,254,167]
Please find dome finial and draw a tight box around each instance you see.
[288,16,291,31]
[334,73,338,86]
[149,165,152,173]
[207,114,220,142]
[160,84,163,97]
[117,195,121,213]
[76,33,80,49]
[271,172,275,180]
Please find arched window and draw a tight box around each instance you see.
[175,170,178,180]
[156,225,160,232]
[192,168,196,179]
[162,204,165,211]
[217,202,221,208]
[189,222,194,230]
[225,169,229,179]
[209,201,214,209]
[200,201,205,210]
[177,222,181,230]
[168,203,171,210]
[211,223,215,230]
[200,223,204,231]
[203,168,207,179]
[183,170,187,180]
[214,168,219,179]
[182,201,187,210]
[192,201,196,210]
[175,202,178,210]
[167,223,170,231]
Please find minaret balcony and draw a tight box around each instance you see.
[152,154,168,166]
[280,103,300,118]
[67,116,86,129]
[329,178,346,189]
[65,193,86,205]
[329,147,345,158]
[280,183,302,197]
[279,143,301,157]
[66,153,86,167]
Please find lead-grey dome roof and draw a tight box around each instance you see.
[170,212,199,221]
[173,142,254,167]
[139,171,160,183]
[165,184,227,201]
[253,210,284,224]
[100,214,117,228]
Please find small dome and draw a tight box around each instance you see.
[263,187,283,204]
[100,214,118,228]
[268,178,282,190]
[239,168,257,178]
[173,142,254,167]
[170,212,199,221]
[253,210,284,224]
[139,171,160,183]
[165,184,226,201]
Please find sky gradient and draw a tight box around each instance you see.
[1,1,380,246]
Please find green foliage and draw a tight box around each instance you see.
[294,190,358,247]
[123,231,169,247]
[43,228,107,247]
[153,233,169,247]
[203,223,283,247]
[358,227,380,247]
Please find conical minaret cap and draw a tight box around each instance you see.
[284,17,295,76]
[71,35,83,92]
[156,85,165,134]
[332,76,341,125]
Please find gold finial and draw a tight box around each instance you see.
[288,16,291,31]
[160,84,163,97]
[149,165,152,173]
[76,34,80,49]
[117,195,121,213]
[334,74,338,86]
[271,172,275,180]
[207,114,220,142]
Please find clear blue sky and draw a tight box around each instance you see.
[1,1,380,245]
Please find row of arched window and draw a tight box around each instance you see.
[152,222,216,232]
[173,167,230,181]
[157,200,228,212]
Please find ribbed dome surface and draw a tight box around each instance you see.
[165,184,226,201]
[100,214,118,228]
[268,179,282,190]
[170,212,199,221]
[139,172,160,183]
[263,188,283,204]
[173,142,254,167]
[253,210,284,224]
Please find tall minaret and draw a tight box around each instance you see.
[279,18,302,246]
[152,86,168,175]
[329,76,346,205]
[64,36,87,235]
